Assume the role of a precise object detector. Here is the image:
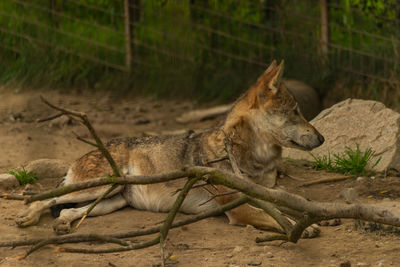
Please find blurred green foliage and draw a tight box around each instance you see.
[0,0,398,102]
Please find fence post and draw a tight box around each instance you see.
[320,0,330,63]
[124,0,132,71]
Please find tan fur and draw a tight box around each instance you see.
[16,60,324,236]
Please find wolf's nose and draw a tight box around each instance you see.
[318,134,325,144]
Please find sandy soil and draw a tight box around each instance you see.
[0,90,400,267]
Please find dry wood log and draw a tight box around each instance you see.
[176,104,231,123]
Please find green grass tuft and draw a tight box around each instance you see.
[8,167,38,185]
[311,145,381,176]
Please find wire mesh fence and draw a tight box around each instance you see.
[0,0,399,102]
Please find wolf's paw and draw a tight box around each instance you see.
[318,218,341,226]
[301,224,320,238]
[53,218,71,235]
[15,202,44,227]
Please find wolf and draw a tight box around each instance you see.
[16,60,324,236]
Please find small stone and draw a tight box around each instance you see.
[370,176,376,180]
[134,118,151,125]
[338,188,358,203]
[377,260,384,267]
[356,263,370,267]
[340,261,351,267]
[265,252,274,258]
[232,246,243,253]
[248,261,262,266]
[356,177,365,182]
[0,173,19,190]
[246,224,257,231]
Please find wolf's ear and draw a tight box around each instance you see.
[268,60,284,95]
[257,60,277,83]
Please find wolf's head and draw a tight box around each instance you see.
[226,60,324,151]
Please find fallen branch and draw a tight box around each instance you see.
[25,170,191,203]
[301,175,353,187]
[176,104,231,123]
[0,194,27,200]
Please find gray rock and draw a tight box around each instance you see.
[25,159,69,179]
[0,173,19,190]
[283,99,400,171]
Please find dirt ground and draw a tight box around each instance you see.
[1,89,400,267]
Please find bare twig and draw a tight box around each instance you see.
[71,131,98,147]
[205,156,229,165]
[171,182,209,196]
[199,190,238,206]
[301,175,353,187]
[159,177,200,266]
[282,173,306,182]
[24,234,130,258]
[223,136,242,177]
[255,233,288,243]
[75,184,119,230]
[35,112,64,123]
[0,194,27,200]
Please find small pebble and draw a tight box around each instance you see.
[265,252,274,258]
[232,246,243,253]
[247,261,262,266]
[340,261,351,267]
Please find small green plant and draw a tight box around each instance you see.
[311,153,334,170]
[8,167,38,185]
[311,145,381,175]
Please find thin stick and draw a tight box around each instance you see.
[282,173,306,182]
[24,234,130,258]
[199,190,238,206]
[205,156,229,165]
[36,112,64,123]
[171,182,209,196]
[159,177,200,266]
[60,237,160,254]
[72,131,98,147]
[255,233,288,243]
[301,175,353,187]
[75,184,119,230]
[0,194,27,200]
[223,136,242,177]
